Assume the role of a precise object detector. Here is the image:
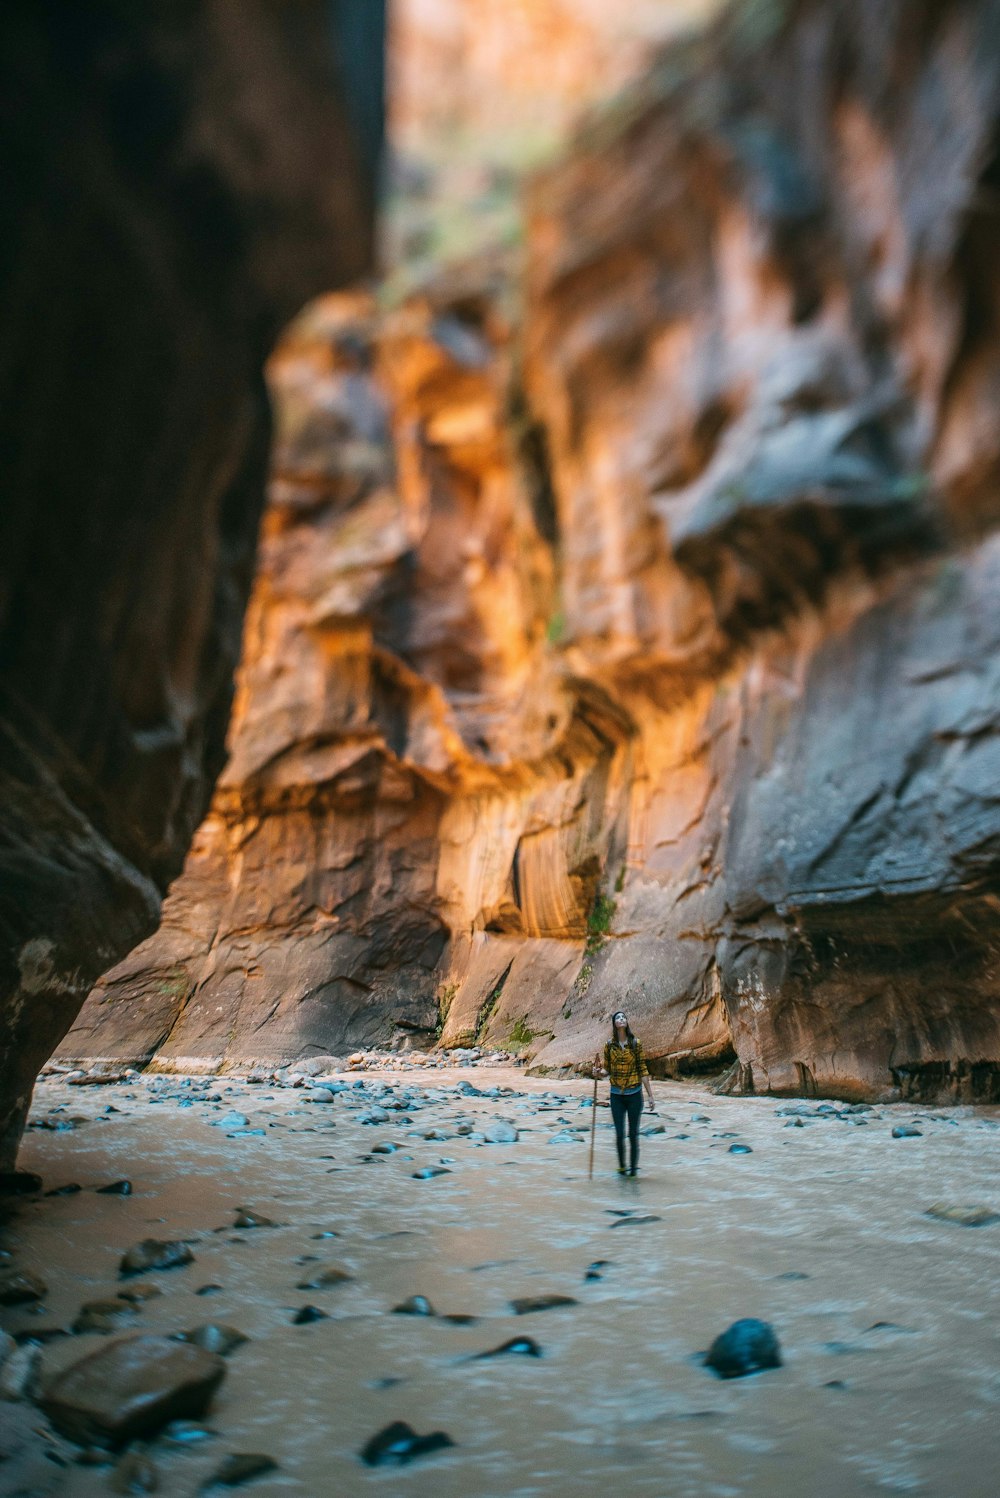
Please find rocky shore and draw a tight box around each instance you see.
[1,1061,998,1494]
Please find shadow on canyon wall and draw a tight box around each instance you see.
[0,0,386,1168]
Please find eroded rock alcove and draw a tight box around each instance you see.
[64,0,1000,1104]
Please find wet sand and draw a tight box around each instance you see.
[2,1066,999,1496]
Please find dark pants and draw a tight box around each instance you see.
[610,1088,643,1171]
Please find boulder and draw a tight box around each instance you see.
[37,1335,226,1447]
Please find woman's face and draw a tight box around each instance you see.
[613,1011,627,1033]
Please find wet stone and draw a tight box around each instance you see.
[892,1125,922,1138]
[0,1269,48,1305]
[205,1452,279,1487]
[112,1449,158,1493]
[116,1283,162,1305]
[925,1202,1000,1227]
[120,1240,194,1276]
[162,1419,215,1445]
[0,1170,43,1195]
[195,1285,224,1297]
[473,1336,542,1359]
[0,1343,41,1400]
[296,1267,353,1291]
[728,1144,753,1154]
[510,1295,577,1315]
[360,1420,456,1467]
[73,1300,141,1335]
[232,1209,277,1229]
[412,1166,451,1179]
[45,1183,82,1197]
[394,1295,435,1316]
[177,1325,248,1357]
[705,1319,783,1379]
[38,1334,226,1447]
[292,1305,329,1324]
[609,1214,661,1228]
[98,1180,133,1196]
[483,1121,518,1144]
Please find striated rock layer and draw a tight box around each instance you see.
[66,0,1000,1102]
[0,1,384,1164]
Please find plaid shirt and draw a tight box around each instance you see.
[604,1039,647,1092]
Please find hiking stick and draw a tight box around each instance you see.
[588,1072,598,1179]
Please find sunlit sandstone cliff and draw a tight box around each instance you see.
[65,0,1000,1102]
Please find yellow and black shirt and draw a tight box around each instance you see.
[604,1038,647,1094]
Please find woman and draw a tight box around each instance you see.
[594,1011,655,1176]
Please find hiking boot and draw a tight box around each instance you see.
[628,1166,639,1177]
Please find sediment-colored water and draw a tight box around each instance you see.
[2,1067,999,1496]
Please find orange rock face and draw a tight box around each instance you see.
[65,0,1000,1102]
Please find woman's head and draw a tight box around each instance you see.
[611,1010,635,1043]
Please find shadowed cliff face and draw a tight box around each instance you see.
[65,0,1000,1103]
[0,1,384,1164]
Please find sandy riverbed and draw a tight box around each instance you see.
[2,1066,999,1497]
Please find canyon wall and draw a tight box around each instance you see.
[0,1,384,1164]
[64,0,1000,1102]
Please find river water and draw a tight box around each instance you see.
[2,1067,998,1496]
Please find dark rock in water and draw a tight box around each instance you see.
[177,1325,248,1357]
[232,1209,277,1229]
[204,1452,278,1487]
[440,1313,478,1325]
[393,1295,435,1317]
[0,1171,42,1195]
[412,1166,451,1179]
[120,1241,194,1276]
[892,1125,922,1138]
[38,1334,226,1447]
[705,1319,783,1379]
[98,1180,133,1196]
[510,1295,577,1315]
[195,1285,224,1297]
[925,1202,1000,1227]
[292,1305,328,1324]
[310,1231,339,1240]
[609,1214,662,1228]
[45,1183,82,1197]
[728,1144,753,1154]
[73,1300,141,1335]
[774,1272,810,1281]
[371,1142,399,1154]
[474,1336,542,1359]
[112,1450,158,1493]
[296,1267,353,1291]
[360,1421,456,1467]
[0,1269,47,1305]
[162,1420,215,1445]
[585,1260,612,1281]
[116,1283,162,1305]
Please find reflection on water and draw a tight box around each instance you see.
[3,1069,999,1495]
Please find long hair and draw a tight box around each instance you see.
[609,1014,637,1048]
